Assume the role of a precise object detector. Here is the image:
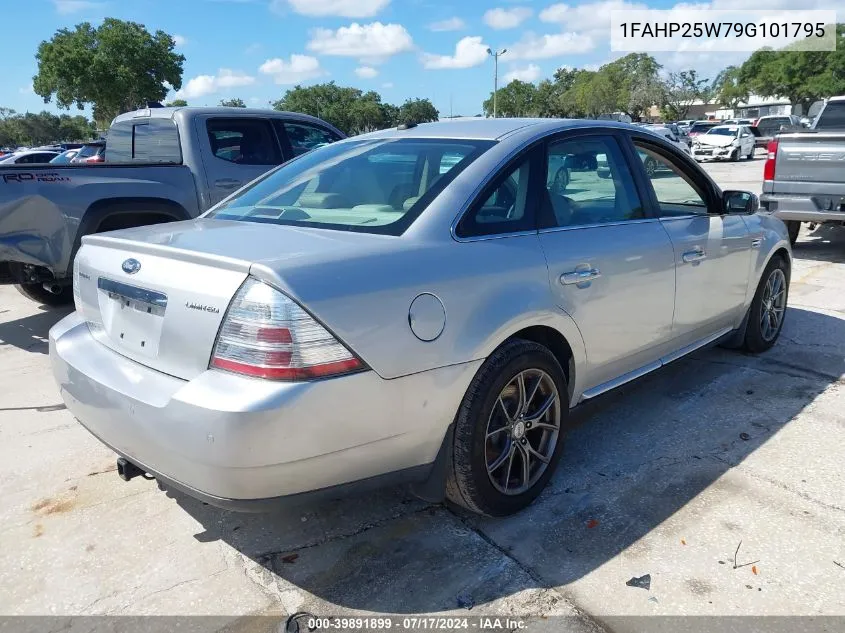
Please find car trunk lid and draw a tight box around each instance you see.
[74,219,395,380]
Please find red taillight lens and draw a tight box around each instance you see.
[210,278,364,380]
[763,139,778,181]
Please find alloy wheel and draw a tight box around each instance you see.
[760,268,786,342]
[484,369,562,495]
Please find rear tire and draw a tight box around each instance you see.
[446,339,568,517]
[786,220,800,246]
[15,282,73,307]
[742,255,790,354]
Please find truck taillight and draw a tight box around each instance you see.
[210,277,364,380]
[763,139,778,181]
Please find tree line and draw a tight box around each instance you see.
[0,108,97,147]
[484,25,845,121]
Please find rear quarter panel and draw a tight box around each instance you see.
[251,234,588,394]
[0,165,198,276]
[742,212,791,305]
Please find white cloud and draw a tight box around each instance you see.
[19,84,34,95]
[506,31,595,59]
[483,7,533,30]
[259,55,324,84]
[175,69,256,99]
[273,0,390,18]
[421,36,490,69]
[504,63,542,82]
[53,0,102,13]
[354,66,379,78]
[428,17,465,32]
[307,22,414,63]
[539,1,648,31]
[173,34,187,47]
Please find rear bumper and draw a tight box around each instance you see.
[761,193,845,223]
[50,312,480,509]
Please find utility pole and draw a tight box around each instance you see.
[487,48,507,118]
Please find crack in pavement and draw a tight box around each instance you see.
[698,356,844,384]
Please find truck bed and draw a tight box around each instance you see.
[0,163,199,279]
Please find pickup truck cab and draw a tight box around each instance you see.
[0,105,344,304]
[760,96,845,245]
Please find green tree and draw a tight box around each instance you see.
[600,53,664,120]
[711,66,748,110]
[736,25,845,114]
[165,99,188,107]
[483,80,538,117]
[0,110,96,146]
[662,70,711,120]
[33,18,185,128]
[219,98,246,107]
[398,98,439,125]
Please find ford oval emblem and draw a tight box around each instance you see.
[122,258,141,275]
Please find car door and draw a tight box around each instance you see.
[739,127,754,155]
[537,132,677,394]
[630,135,752,344]
[197,116,285,207]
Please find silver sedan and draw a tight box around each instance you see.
[50,119,791,517]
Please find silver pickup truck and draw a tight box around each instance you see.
[0,105,344,304]
[760,96,845,245]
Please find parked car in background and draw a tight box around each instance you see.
[760,95,845,245]
[0,106,344,306]
[71,140,106,163]
[722,118,755,126]
[50,149,80,164]
[752,114,804,148]
[641,125,691,155]
[50,118,791,518]
[691,125,756,162]
[687,121,721,138]
[0,149,60,164]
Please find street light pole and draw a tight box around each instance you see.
[487,48,507,118]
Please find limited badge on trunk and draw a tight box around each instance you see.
[122,258,141,274]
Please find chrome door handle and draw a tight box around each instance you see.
[214,178,242,190]
[751,238,762,249]
[682,249,706,263]
[560,267,601,285]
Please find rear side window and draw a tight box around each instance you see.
[815,102,845,129]
[281,121,341,157]
[456,152,536,238]
[105,119,180,163]
[207,118,281,165]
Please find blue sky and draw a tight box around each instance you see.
[3,0,832,118]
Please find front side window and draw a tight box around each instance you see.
[207,138,494,235]
[635,144,708,217]
[815,102,845,129]
[541,136,643,228]
[282,121,341,157]
[207,118,281,165]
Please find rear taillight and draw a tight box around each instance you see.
[210,277,364,380]
[763,139,778,181]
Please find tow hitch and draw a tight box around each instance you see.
[116,457,146,481]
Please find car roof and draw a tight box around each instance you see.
[711,125,741,130]
[111,106,341,131]
[351,118,643,141]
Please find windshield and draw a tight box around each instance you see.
[690,123,716,133]
[50,151,75,164]
[707,128,738,136]
[207,137,495,235]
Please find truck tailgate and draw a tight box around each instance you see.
[768,133,845,196]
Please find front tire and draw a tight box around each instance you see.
[15,283,73,307]
[786,220,800,246]
[730,149,739,162]
[742,256,790,353]
[446,340,568,517]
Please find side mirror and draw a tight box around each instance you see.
[722,190,759,214]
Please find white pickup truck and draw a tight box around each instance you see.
[0,105,344,304]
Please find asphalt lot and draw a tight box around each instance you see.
[1,153,844,630]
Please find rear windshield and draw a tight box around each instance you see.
[76,144,103,159]
[207,137,495,235]
[815,102,845,130]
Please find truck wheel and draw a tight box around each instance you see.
[15,282,74,307]
[786,221,800,246]
[446,339,568,517]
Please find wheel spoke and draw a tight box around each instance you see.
[486,425,508,440]
[487,444,512,473]
[516,372,527,416]
[524,393,556,422]
[503,448,516,492]
[524,374,543,413]
[531,422,559,432]
[516,443,531,488]
[524,441,551,464]
[497,396,513,423]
